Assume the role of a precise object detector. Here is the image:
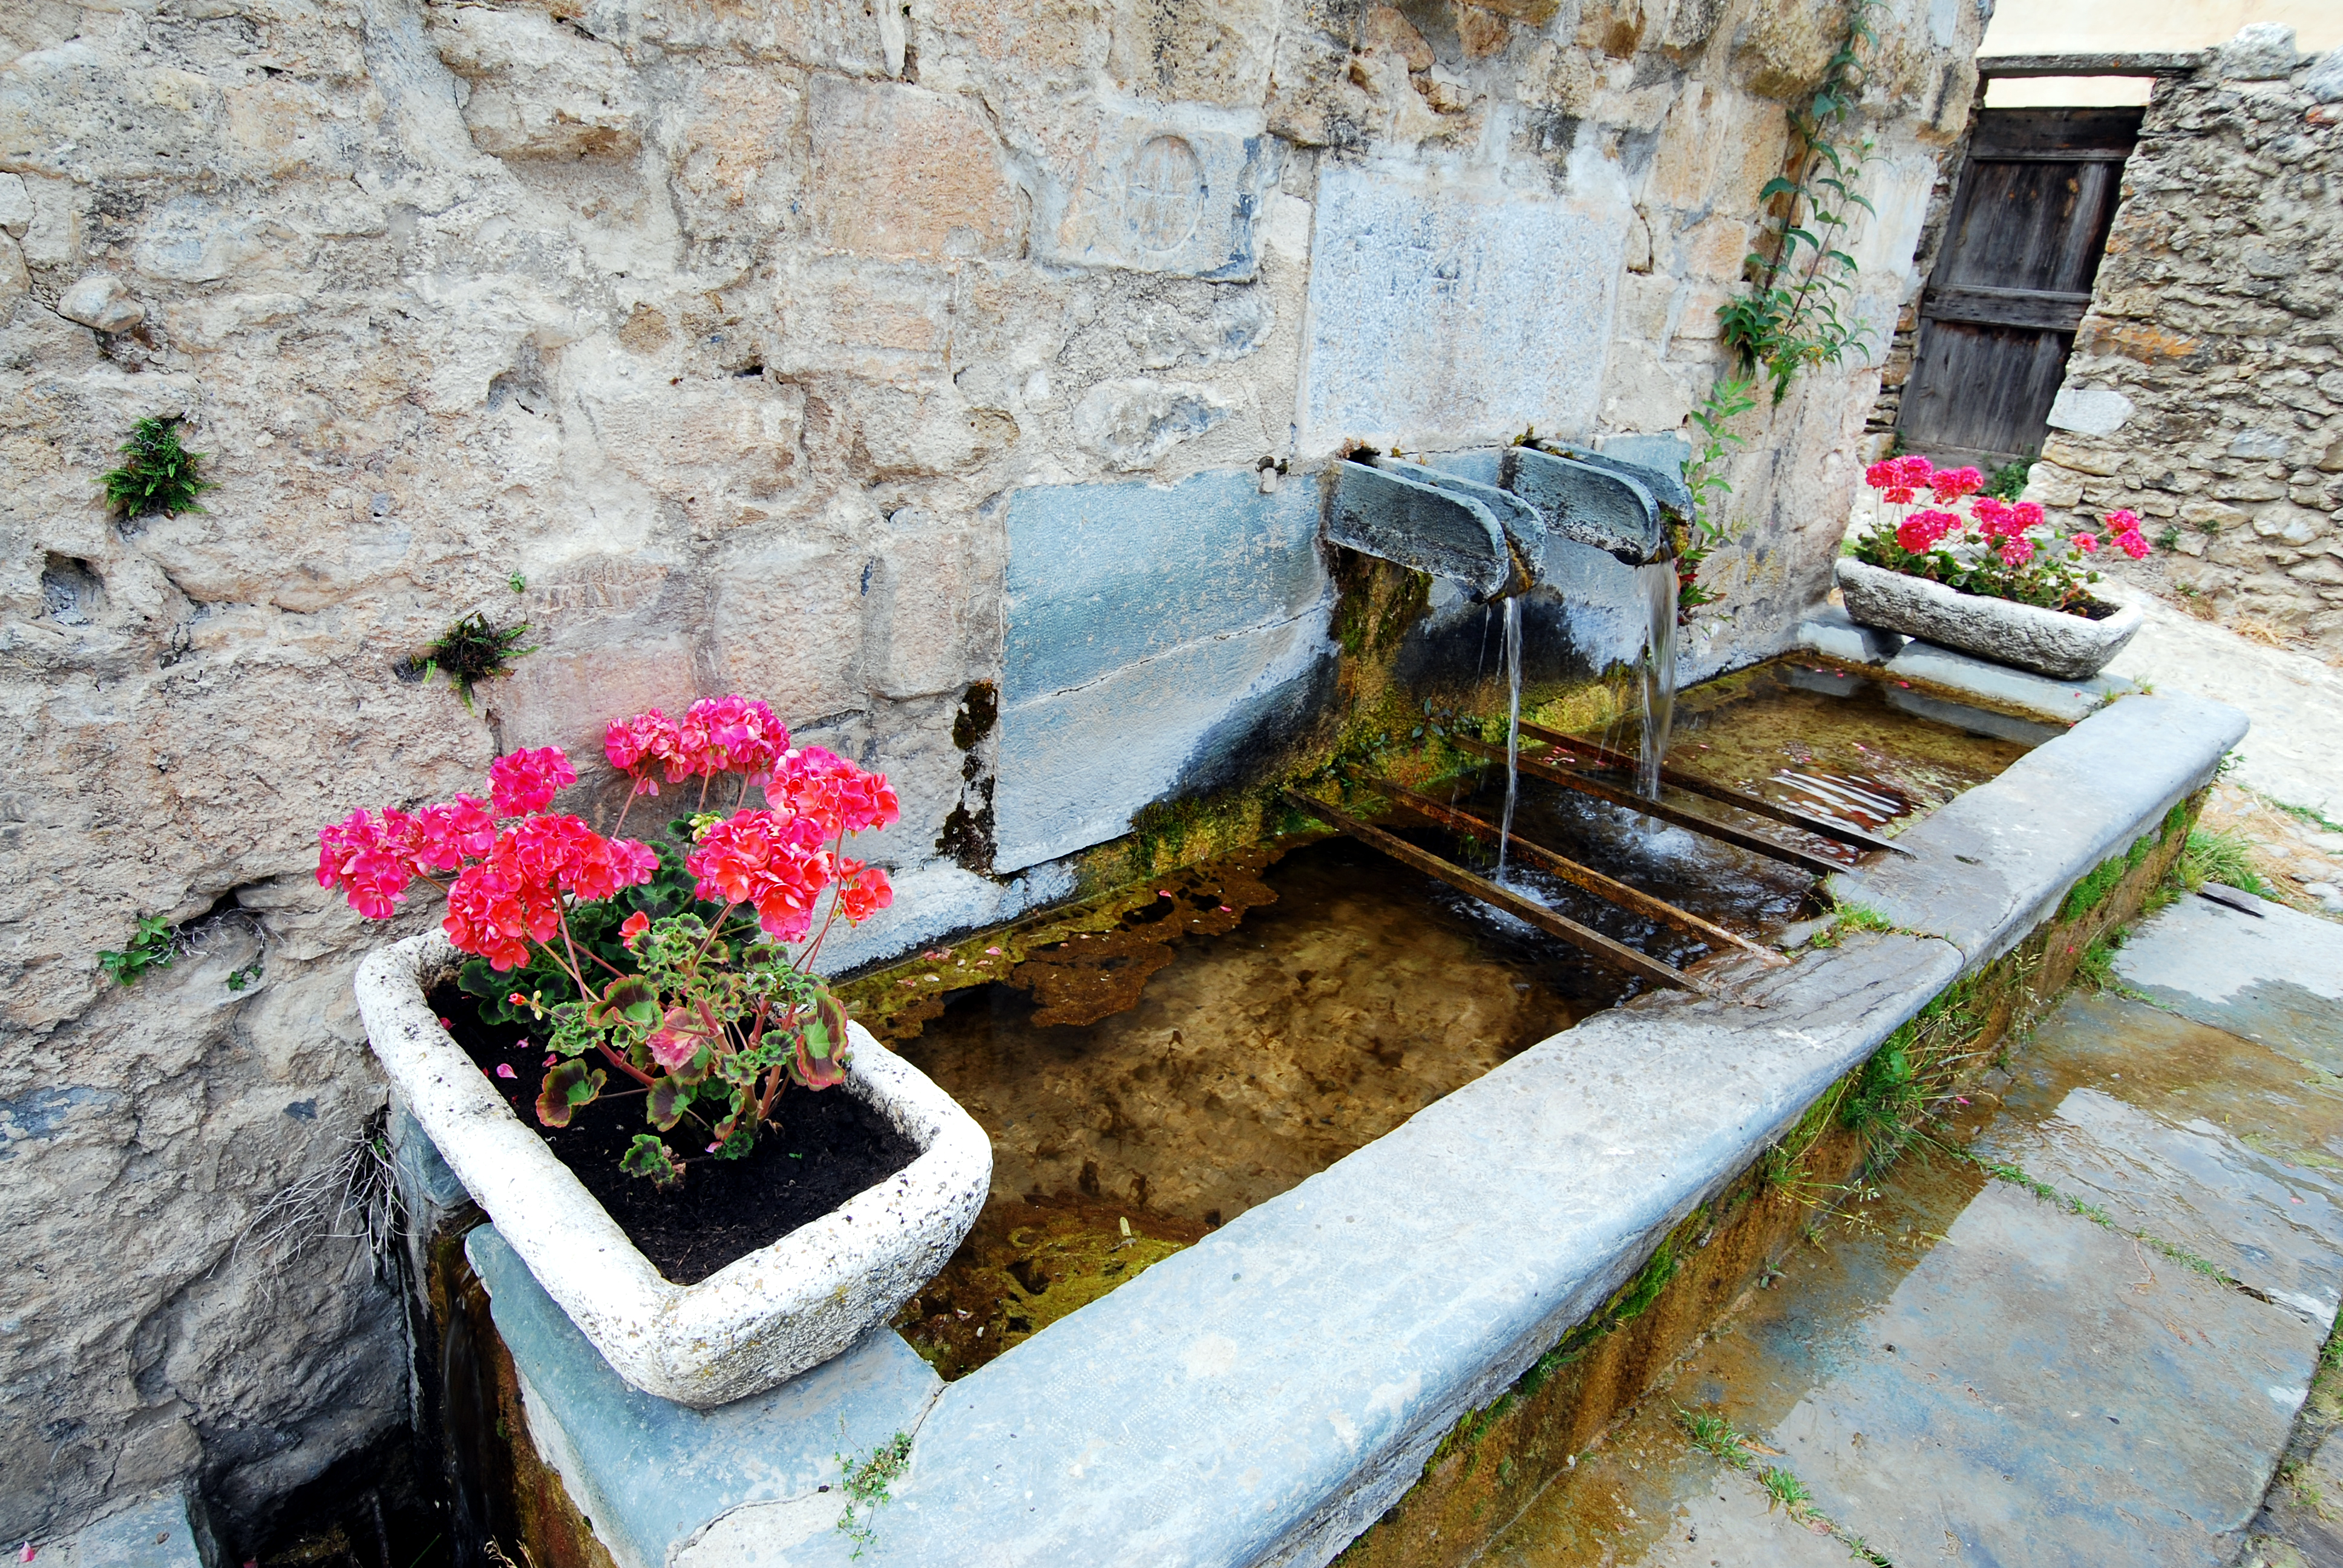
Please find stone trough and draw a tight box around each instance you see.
[390,682,2246,1568]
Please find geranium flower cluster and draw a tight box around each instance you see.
[682,809,894,943]
[320,695,913,1189]
[318,745,658,969]
[1858,455,2147,611]
[605,696,790,794]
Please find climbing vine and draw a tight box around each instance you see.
[1719,0,1882,404]
[1677,0,1883,618]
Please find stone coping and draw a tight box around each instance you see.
[460,693,2247,1568]
[1797,604,2137,724]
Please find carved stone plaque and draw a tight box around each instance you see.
[1041,105,1275,279]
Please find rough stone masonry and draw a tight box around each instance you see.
[2025,35,2343,656]
[0,0,1981,1546]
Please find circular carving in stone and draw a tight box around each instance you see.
[1125,135,1205,254]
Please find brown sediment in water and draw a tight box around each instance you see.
[892,836,1601,1231]
[894,1194,1209,1380]
[857,834,1624,1377]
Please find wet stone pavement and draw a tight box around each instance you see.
[1478,892,2343,1567]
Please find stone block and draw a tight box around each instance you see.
[1644,86,1785,219]
[2041,436,2124,477]
[663,65,807,241]
[2310,50,2343,103]
[712,538,867,720]
[56,273,143,332]
[223,79,349,179]
[1070,375,1237,468]
[2217,22,2298,80]
[2253,503,2330,545]
[2046,385,2135,437]
[431,6,641,160]
[860,509,1002,700]
[599,0,886,76]
[64,1491,215,1568]
[1300,163,1628,449]
[1106,0,1278,106]
[807,79,1024,261]
[992,468,1326,869]
[2024,462,2086,508]
[1036,102,1277,279]
[0,47,223,181]
[0,172,30,237]
[582,376,802,493]
[773,253,954,381]
[466,1226,942,1568]
[1611,272,1671,347]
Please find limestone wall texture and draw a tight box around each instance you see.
[2022,41,2343,656]
[0,0,1981,1546]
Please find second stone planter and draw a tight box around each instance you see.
[1835,557,2145,681]
[356,932,991,1407]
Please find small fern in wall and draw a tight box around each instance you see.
[101,417,215,520]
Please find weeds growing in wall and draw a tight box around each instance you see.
[101,416,214,520]
[1679,0,1883,617]
[1718,0,1883,405]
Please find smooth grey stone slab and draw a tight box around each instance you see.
[2114,892,2343,1063]
[58,1492,214,1568]
[1774,1180,2322,1567]
[994,468,1332,871]
[1827,693,2248,970]
[465,1228,940,1568]
[1000,468,1324,705]
[1795,606,2134,724]
[1971,1085,2343,1324]
[1300,162,1625,448]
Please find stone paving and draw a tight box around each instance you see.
[1477,893,2343,1567]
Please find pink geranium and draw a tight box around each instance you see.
[489,746,578,816]
[687,809,834,941]
[322,693,914,1189]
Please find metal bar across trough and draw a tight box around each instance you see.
[1280,789,1707,994]
[1451,734,1845,877]
[1513,719,1913,857]
[1385,783,1787,968]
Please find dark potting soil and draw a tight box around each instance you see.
[428,980,919,1285]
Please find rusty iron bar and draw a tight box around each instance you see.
[1279,790,1709,995]
[1450,734,1844,878]
[1513,719,1912,857]
[1384,784,1786,969]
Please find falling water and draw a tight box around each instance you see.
[1495,595,1524,882]
[1634,560,1679,800]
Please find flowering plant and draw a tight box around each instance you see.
[1851,454,2149,613]
[320,694,899,1187]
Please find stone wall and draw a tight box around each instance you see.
[0,0,1981,1546]
[2021,37,2343,656]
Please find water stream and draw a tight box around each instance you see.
[1633,560,1678,799]
[1496,595,1524,882]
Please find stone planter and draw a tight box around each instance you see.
[355,932,990,1408]
[1835,557,2145,681]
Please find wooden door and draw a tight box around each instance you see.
[1896,107,2143,468]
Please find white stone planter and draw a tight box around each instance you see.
[355,933,989,1408]
[1835,557,2145,681]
